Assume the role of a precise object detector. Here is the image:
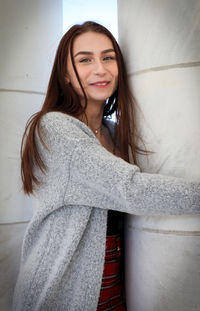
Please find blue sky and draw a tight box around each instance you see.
[62,0,118,40]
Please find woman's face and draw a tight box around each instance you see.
[67,31,118,106]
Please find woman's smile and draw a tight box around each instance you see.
[89,81,111,87]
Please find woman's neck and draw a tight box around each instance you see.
[79,101,105,136]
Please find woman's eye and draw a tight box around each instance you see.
[103,56,115,61]
[79,58,90,63]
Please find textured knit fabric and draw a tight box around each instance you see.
[13,112,200,311]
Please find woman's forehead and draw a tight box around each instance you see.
[72,31,114,54]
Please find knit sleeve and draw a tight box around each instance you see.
[66,139,200,216]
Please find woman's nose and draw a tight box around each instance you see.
[93,59,106,75]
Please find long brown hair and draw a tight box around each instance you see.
[21,21,147,195]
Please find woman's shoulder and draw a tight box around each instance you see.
[40,111,96,140]
[41,111,81,129]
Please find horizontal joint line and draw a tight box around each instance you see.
[0,88,45,95]
[129,61,200,76]
[0,221,30,226]
[129,225,200,236]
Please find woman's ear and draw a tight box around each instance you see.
[65,74,70,84]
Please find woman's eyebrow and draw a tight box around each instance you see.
[74,49,115,58]
[102,49,115,54]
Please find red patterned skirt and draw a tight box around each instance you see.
[97,235,126,310]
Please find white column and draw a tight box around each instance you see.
[0,0,62,309]
[118,0,200,310]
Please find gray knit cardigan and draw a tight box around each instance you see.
[13,112,200,311]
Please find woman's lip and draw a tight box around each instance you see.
[89,81,110,87]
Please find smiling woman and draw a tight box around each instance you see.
[66,32,118,121]
[12,21,200,311]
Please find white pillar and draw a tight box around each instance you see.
[118,0,200,310]
[0,1,62,309]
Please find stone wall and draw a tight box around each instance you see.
[118,0,200,310]
[0,1,62,309]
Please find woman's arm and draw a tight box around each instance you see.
[39,112,200,216]
[66,139,200,216]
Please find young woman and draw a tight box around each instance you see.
[13,21,200,311]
